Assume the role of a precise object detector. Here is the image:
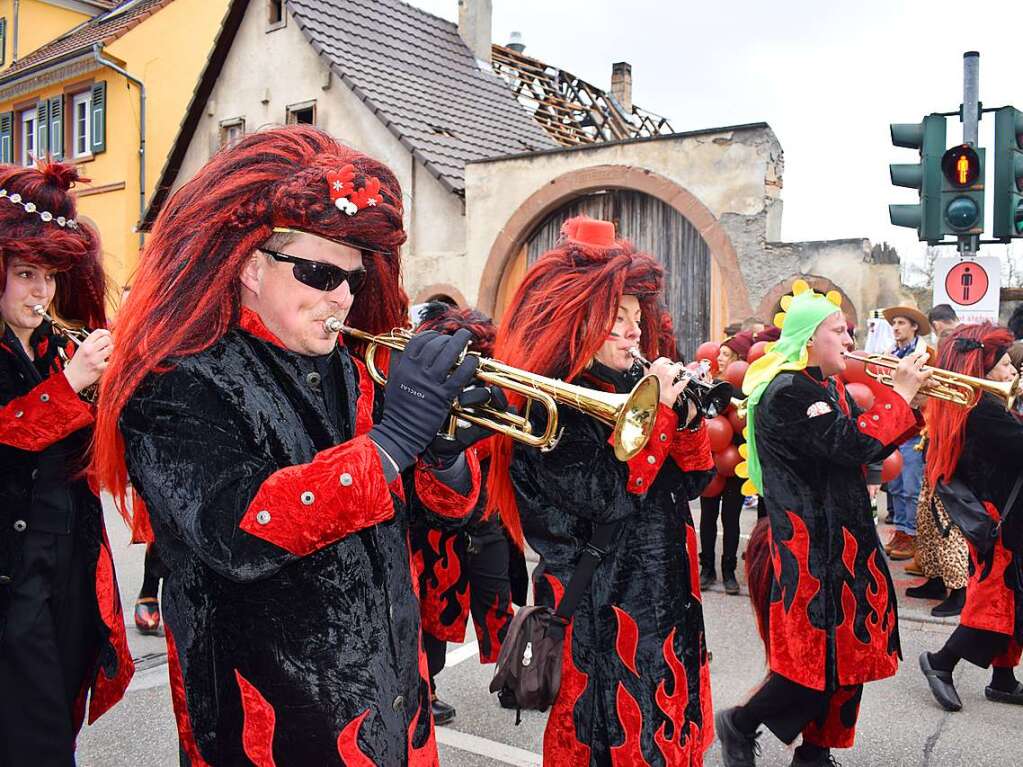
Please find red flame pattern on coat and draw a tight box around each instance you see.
[613,605,640,677]
[835,547,898,686]
[478,591,512,663]
[801,685,862,749]
[840,527,857,577]
[542,573,592,765]
[610,681,646,765]
[336,710,375,767]
[421,531,469,641]
[686,523,702,603]
[653,628,695,764]
[769,511,826,690]
[235,671,278,767]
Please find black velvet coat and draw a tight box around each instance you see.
[510,365,715,767]
[0,323,132,726]
[952,393,1023,643]
[754,368,919,693]
[120,312,479,766]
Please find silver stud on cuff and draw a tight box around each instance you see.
[14,411,23,418]
[300,491,315,505]
[13,520,27,532]
[872,414,880,421]
[255,510,271,525]
[40,393,49,402]
[660,433,668,442]
[339,472,353,486]
[646,455,656,464]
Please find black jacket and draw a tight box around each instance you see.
[510,364,715,766]
[121,315,479,766]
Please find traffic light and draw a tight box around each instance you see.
[889,115,946,243]
[940,144,985,236]
[993,106,1023,240]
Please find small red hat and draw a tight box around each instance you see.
[561,216,617,248]
[723,330,755,359]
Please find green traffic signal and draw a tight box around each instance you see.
[889,115,946,242]
[945,196,980,230]
[993,107,1023,240]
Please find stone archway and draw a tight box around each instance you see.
[476,165,751,322]
[757,274,859,329]
[412,283,468,309]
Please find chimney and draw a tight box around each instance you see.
[458,0,492,65]
[507,31,525,54]
[611,61,632,112]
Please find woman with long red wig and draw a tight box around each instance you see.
[0,162,132,764]
[919,322,1023,711]
[92,126,489,765]
[487,216,716,765]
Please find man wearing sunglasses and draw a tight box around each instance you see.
[95,127,496,765]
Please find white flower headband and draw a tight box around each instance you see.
[0,188,79,229]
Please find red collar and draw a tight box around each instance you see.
[237,306,287,348]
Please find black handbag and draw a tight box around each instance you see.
[934,475,1023,557]
[489,521,618,720]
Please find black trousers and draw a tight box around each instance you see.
[741,673,863,746]
[424,534,512,684]
[138,542,169,600]
[700,474,745,573]
[944,624,1017,668]
[0,530,99,767]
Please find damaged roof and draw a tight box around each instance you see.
[286,0,558,194]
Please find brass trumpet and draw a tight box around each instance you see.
[843,351,1020,410]
[32,304,99,402]
[327,319,660,460]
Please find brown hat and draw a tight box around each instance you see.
[722,330,754,359]
[882,305,930,336]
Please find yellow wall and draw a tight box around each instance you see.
[0,1,93,73]
[0,0,230,295]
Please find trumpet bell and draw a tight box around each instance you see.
[612,374,661,460]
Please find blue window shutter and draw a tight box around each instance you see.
[0,112,12,164]
[36,100,49,157]
[48,96,63,160]
[90,81,106,154]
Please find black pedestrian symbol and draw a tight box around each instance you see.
[961,267,973,302]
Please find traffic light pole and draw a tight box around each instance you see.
[960,51,980,256]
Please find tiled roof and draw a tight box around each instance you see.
[287,0,558,194]
[1,0,172,79]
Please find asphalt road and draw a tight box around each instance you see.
[76,497,1020,766]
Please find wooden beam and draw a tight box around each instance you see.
[1001,287,1023,302]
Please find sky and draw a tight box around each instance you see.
[408,0,1021,284]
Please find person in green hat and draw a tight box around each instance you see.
[715,290,930,767]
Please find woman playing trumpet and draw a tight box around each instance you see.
[488,216,716,765]
[0,161,130,765]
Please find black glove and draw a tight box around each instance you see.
[369,329,478,472]
[424,384,509,463]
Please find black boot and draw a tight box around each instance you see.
[919,652,962,711]
[931,587,965,618]
[431,693,456,725]
[715,707,761,767]
[700,565,716,589]
[906,577,946,600]
[789,743,836,766]
[722,570,740,595]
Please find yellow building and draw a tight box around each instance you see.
[0,0,232,293]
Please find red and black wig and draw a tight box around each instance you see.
[416,302,496,357]
[925,322,1014,488]
[93,126,408,534]
[0,162,107,330]
[485,216,670,547]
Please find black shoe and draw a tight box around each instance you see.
[431,695,456,726]
[906,577,946,600]
[985,682,1023,705]
[919,652,962,712]
[715,707,760,767]
[931,588,965,618]
[723,571,740,595]
[790,749,841,767]
[700,566,716,589]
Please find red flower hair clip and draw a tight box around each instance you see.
[326,166,382,217]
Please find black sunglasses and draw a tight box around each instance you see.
[259,249,368,294]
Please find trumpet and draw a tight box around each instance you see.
[32,304,99,402]
[843,351,1020,411]
[327,319,661,461]
[628,349,735,421]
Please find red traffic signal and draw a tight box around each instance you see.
[941,145,981,187]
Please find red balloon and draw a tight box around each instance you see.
[880,450,904,483]
[724,360,749,391]
[706,416,734,453]
[701,472,727,498]
[714,445,742,477]
[727,405,746,434]
[845,382,875,411]
[695,342,720,375]
[840,350,874,386]
[747,341,769,364]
